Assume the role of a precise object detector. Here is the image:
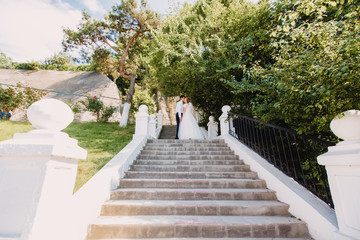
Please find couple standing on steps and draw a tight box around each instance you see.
[175,95,204,140]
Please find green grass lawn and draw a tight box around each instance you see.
[0,121,34,141]
[0,121,135,192]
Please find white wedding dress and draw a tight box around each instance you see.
[178,103,204,140]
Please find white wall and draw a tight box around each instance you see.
[65,135,147,240]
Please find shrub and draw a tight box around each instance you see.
[65,99,82,117]
[81,96,115,122]
[14,62,41,70]
[0,84,47,120]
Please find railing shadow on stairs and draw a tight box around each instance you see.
[228,113,336,208]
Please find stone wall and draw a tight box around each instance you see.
[0,69,121,122]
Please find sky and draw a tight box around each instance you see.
[0,0,258,63]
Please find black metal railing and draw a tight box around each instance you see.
[229,113,335,208]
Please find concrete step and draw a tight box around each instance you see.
[86,138,311,240]
[100,200,290,216]
[145,142,228,147]
[160,125,177,128]
[148,139,224,143]
[159,126,177,139]
[119,179,266,189]
[137,155,239,160]
[130,165,251,172]
[110,188,277,201]
[134,159,244,165]
[159,136,176,139]
[145,144,230,149]
[140,150,234,155]
[87,215,309,239]
[143,146,232,151]
[90,238,311,240]
[124,171,258,179]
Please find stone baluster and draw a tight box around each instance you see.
[317,110,360,240]
[207,116,218,139]
[157,110,163,130]
[133,105,149,139]
[148,114,157,139]
[156,110,163,138]
[219,105,231,135]
[0,99,87,240]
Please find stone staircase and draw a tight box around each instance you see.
[159,125,177,139]
[86,139,311,239]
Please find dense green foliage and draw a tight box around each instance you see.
[130,84,156,115]
[149,0,360,137]
[149,0,276,124]
[227,0,360,137]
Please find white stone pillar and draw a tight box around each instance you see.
[219,105,231,135]
[157,110,163,129]
[317,110,360,239]
[207,116,218,139]
[134,105,149,138]
[0,99,87,240]
[148,114,157,139]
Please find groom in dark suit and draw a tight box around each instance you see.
[175,95,186,139]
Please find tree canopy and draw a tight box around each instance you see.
[149,0,276,123]
[223,0,360,137]
[148,0,360,137]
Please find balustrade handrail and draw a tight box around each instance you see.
[228,112,336,208]
[236,115,334,144]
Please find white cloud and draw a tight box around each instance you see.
[0,0,82,62]
[79,0,106,15]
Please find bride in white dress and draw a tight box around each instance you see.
[178,97,204,140]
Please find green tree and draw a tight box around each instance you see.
[63,0,160,126]
[224,0,360,138]
[0,51,14,69]
[42,52,75,71]
[150,0,274,122]
[128,84,156,120]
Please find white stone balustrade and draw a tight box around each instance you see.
[207,116,218,139]
[148,114,157,139]
[134,105,149,138]
[0,99,87,240]
[157,110,163,138]
[133,105,163,139]
[219,105,231,135]
[158,110,163,128]
[318,110,360,240]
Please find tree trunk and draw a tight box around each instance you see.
[119,74,136,127]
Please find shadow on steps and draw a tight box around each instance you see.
[159,125,177,139]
